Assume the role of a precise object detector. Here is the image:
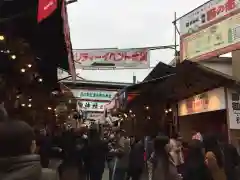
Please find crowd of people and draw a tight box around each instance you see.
[0,118,240,180]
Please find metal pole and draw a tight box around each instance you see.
[174,12,181,65]
[174,12,177,58]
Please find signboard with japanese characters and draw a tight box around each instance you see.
[227,89,240,129]
[179,88,226,116]
[71,89,117,101]
[179,0,240,62]
[179,0,238,36]
[181,12,240,61]
[73,48,150,69]
[77,100,107,112]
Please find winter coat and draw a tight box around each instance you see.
[129,141,145,170]
[0,154,59,180]
[113,137,130,169]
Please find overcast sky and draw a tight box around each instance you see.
[67,0,207,83]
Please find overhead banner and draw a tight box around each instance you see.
[181,11,240,61]
[73,48,149,69]
[179,0,240,36]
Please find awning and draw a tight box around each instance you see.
[125,60,240,103]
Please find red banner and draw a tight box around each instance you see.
[73,48,150,68]
[37,0,57,23]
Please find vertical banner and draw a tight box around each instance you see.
[227,89,240,129]
[61,0,76,80]
[37,0,57,23]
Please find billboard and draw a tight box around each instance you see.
[179,0,240,61]
[181,12,240,61]
[73,48,149,69]
[179,0,239,36]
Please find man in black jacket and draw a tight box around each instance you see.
[0,120,59,180]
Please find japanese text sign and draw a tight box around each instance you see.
[179,0,239,36]
[181,12,240,61]
[71,89,117,101]
[37,0,57,23]
[227,89,240,129]
[77,100,107,112]
[73,48,149,69]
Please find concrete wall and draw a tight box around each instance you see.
[179,110,227,142]
[200,62,232,76]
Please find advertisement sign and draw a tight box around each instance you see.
[179,88,226,116]
[179,0,239,36]
[73,48,149,69]
[77,100,107,112]
[71,89,117,101]
[227,89,240,129]
[37,0,57,23]
[181,12,240,61]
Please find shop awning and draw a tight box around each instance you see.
[126,60,240,103]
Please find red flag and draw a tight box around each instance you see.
[37,0,57,23]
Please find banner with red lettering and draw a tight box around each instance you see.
[73,48,150,69]
[37,0,57,23]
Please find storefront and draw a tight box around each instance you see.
[178,87,228,141]
[117,60,240,138]
[178,87,240,149]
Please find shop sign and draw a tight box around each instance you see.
[73,48,149,69]
[37,0,57,23]
[181,12,240,61]
[179,0,239,35]
[227,89,240,129]
[179,88,225,116]
[77,100,108,112]
[86,112,103,120]
[72,89,117,101]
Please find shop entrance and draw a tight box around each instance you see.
[179,110,228,142]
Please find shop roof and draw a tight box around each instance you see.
[62,80,133,90]
[143,61,175,82]
[126,60,240,103]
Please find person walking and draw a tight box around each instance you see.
[0,120,59,180]
[182,139,212,180]
[112,130,131,180]
[204,134,227,180]
[128,137,145,180]
[149,135,181,180]
[84,127,108,180]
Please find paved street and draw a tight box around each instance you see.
[59,166,147,180]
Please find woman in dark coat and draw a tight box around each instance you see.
[84,128,108,180]
[183,139,212,180]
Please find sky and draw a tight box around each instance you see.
[67,0,208,83]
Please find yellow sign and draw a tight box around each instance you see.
[181,12,240,61]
